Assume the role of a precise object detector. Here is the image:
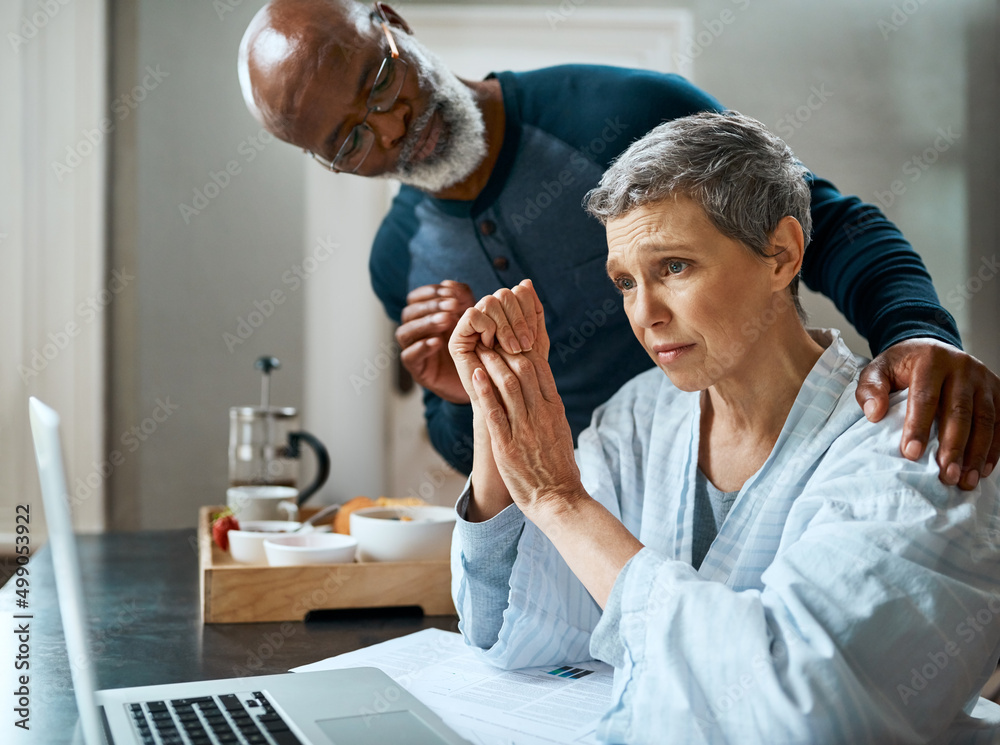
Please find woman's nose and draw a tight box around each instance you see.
[630,286,671,328]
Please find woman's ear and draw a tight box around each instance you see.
[769,216,805,293]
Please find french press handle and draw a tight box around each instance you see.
[285,431,331,507]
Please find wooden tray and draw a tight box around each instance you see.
[198,506,454,623]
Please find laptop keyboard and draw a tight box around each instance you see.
[126,691,303,745]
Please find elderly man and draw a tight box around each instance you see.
[448,111,1000,743]
[237,0,1000,487]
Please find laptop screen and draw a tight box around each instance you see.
[29,397,108,745]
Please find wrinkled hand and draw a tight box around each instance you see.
[472,342,580,514]
[448,279,550,520]
[452,280,579,515]
[448,279,546,407]
[856,339,1000,489]
[473,338,581,508]
[396,280,475,404]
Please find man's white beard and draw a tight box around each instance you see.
[385,34,487,194]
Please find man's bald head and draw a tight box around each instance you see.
[238,0,370,142]
[237,0,487,192]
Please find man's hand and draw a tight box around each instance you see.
[856,339,1000,490]
[396,280,475,404]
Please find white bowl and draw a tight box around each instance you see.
[227,520,302,564]
[263,533,358,566]
[349,505,456,562]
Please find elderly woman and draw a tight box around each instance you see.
[447,112,1000,743]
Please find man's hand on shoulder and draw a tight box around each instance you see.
[856,338,1000,490]
[396,280,476,404]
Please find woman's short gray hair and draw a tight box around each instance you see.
[584,111,811,317]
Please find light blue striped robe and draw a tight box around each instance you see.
[451,330,1000,744]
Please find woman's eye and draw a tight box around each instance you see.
[666,261,689,275]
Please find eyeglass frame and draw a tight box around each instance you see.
[306,4,409,174]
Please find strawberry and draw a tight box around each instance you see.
[211,509,239,551]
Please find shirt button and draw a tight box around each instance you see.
[479,220,497,236]
[492,256,509,271]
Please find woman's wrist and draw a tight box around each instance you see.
[523,484,590,534]
[467,415,512,522]
[526,490,642,608]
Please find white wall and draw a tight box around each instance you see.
[2,0,108,542]
[108,0,307,528]
[89,0,1000,528]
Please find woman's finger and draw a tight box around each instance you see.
[477,344,528,424]
[472,367,513,447]
[495,347,542,411]
[451,307,498,353]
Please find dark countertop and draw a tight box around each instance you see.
[1,529,459,743]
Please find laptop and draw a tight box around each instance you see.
[28,397,469,745]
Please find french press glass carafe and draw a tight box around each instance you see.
[228,356,330,507]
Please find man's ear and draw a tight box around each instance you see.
[769,216,805,293]
[375,3,413,35]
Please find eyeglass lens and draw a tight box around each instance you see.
[331,55,408,173]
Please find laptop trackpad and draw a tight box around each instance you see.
[317,710,451,744]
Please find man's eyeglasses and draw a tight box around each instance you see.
[308,4,409,174]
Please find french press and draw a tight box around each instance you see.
[228,356,331,507]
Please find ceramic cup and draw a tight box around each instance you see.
[226,485,299,522]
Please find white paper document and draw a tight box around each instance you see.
[293,628,614,744]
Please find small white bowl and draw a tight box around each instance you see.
[350,505,456,562]
[263,533,358,566]
[228,521,302,564]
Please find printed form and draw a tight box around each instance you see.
[293,628,614,744]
